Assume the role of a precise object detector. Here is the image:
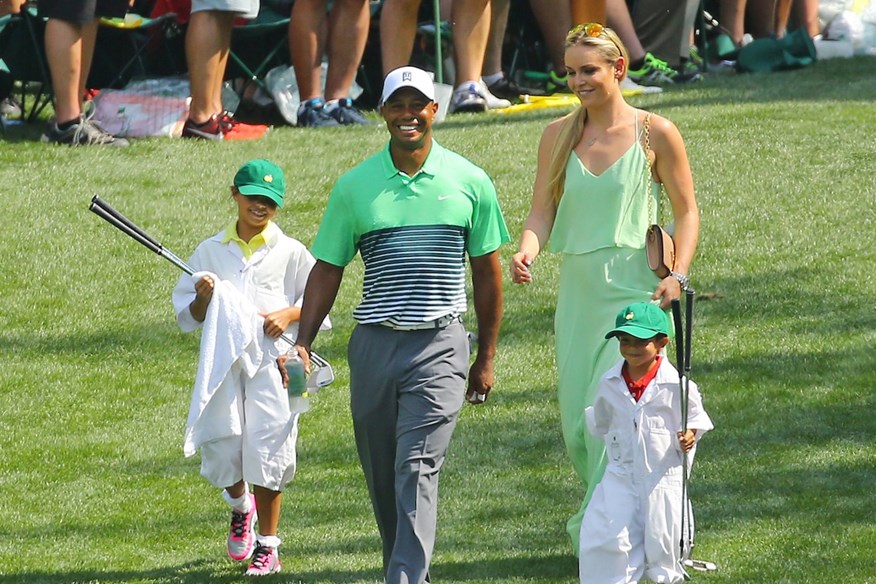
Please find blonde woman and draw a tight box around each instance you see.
[510,23,699,552]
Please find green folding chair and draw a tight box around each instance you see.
[0,4,52,122]
[90,12,183,89]
[227,4,291,99]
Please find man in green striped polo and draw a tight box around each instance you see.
[294,66,509,584]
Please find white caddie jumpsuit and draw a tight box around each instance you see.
[580,357,713,584]
[171,221,329,490]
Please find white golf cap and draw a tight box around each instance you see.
[380,66,436,105]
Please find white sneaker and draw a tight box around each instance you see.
[245,543,281,576]
[479,80,512,109]
[227,493,257,561]
[450,81,487,114]
[621,77,663,95]
[1,97,22,118]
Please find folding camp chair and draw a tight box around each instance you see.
[227,4,290,99]
[694,1,715,73]
[0,3,52,122]
[90,12,183,89]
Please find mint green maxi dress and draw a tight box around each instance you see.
[547,120,663,552]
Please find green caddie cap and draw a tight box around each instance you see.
[233,159,286,208]
[604,302,670,340]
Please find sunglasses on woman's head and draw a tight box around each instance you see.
[570,22,604,38]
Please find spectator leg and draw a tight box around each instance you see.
[482,0,509,78]
[380,0,422,75]
[45,18,98,123]
[719,0,747,45]
[570,0,606,26]
[606,0,646,62]
[452,0,490,86]
[529,0,572,74]
[746,0,777,39]
[792,0,819,37]
[325,0,370,100]
[774,0,792,37]
[290,0,330,102]
[186,9,235,124]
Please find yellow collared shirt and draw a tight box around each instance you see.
[221,220,271,259]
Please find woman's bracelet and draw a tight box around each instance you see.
[670,271,690,290]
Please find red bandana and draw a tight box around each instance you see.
[622,356,662,402]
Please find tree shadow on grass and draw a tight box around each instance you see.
[696,267,876,330]
[685,343,875,538]
[0,321,352,381]
[434,554,577,582]
[0,555,579,583]
[0,562,385,584]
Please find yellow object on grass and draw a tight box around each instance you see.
[491,86,646,115]
[491,95,579,115]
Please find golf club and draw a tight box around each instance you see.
[671,298,685,395]
[673,289,718,575]
[684,558,718,572]
[670,297,689,561]
[682,288,695,562]
[90,196,192,274]
[89,196,334,386]
[684,288,694,432]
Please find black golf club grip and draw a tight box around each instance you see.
[671,298,684,371]
[91,196,162,249]
[684,289,694,374]
[90,201,162,254]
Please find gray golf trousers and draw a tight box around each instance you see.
[348,320,469,584]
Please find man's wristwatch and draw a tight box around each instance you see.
[670,271,690,290]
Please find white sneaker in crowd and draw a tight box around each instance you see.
[479,80,512,109]
[449,81,488,114]
[620,76,664,95]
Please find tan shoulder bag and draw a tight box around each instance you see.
[643,113,676,279]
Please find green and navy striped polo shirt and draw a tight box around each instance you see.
[312,140,509,327]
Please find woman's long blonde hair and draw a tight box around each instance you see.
[546,24,629,206]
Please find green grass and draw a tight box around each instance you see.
[1,57,875,583]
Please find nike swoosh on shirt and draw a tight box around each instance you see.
[438,195,450,200]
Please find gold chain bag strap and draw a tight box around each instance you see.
[643,112,676,279]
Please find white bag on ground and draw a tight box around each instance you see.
[265,62,363,125]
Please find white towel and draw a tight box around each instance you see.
[182,272,273,457]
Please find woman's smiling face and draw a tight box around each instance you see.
[564,44,621,103]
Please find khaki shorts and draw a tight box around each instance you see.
[191,0,260,19]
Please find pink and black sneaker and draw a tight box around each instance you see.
[245,542,281,576]
[227,493,258,561]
